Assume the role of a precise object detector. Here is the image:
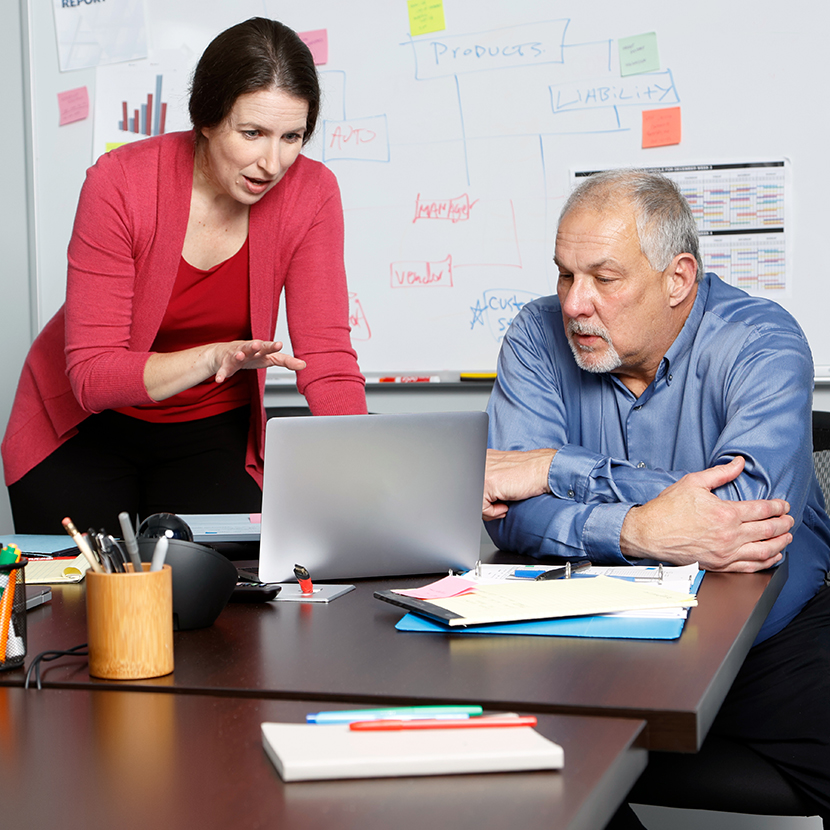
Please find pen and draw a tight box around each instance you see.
[62,517,104,574]
[294,563,313,595]
[535,561,591,581]
[150,535,168,572]
[349,716,537,732]
[118,511,144,574]
[307,705,484,724]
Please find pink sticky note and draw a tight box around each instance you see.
[299,29,328,65]
[393,575,478,600]
[58,87,89,126]
[642,106,681,148]
[249,513,262,523]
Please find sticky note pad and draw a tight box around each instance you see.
[299,29,328,65]
[619,32,660,76]
[58,87,89,126]
[408,0,445,37]
[642,107,681,148]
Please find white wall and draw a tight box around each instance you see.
[0,0,35,534]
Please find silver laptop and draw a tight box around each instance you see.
[257,412,488,583]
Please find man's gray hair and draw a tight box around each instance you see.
[559,169,704,281]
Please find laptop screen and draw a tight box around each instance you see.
[257,412,488,583]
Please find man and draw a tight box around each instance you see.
[483,169,830,824]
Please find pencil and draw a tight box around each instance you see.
[62,517,104,574]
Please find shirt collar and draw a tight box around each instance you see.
[656,272,712,386]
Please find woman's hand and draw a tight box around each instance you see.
[213,340,306,382]
[144,340,306,402]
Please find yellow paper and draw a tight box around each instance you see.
[408,0,445,37]
[429,575,697,626]
[26,554,90,584]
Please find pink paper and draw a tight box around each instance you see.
[58,87,89,126]
[393,575,477,600]
[299,29,328,65]
[249,513,262,523]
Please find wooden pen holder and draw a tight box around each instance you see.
[86,563,174,680]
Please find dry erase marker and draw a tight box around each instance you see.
[294,564,313,595]
[350,716,537,732]
[150,535,168,572]
[307,705,483,724]
[378,376,441,383]
[118,511,144,574]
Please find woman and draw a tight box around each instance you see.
[2,18,367,534]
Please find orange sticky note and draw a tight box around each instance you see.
[58,87,89,126]
[642,106,681,148]
[299,29,328,65]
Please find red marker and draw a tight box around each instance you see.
[293,564,314,595]
[350,716,537,732]
[378,376,440,383]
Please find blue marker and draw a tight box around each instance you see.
[307,705,483,724]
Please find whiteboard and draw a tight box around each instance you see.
[23,0,830,378]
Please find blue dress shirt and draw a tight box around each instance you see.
[486,273,830,643]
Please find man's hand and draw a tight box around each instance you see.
[483,448,557,520]
[620,456,793,572]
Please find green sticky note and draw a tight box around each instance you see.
[408,0,445,37]
[619,32,660,76]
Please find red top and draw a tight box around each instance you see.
[117,239,252,423]
[2,132,367,487]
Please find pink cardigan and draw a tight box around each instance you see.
[2,132,366,486]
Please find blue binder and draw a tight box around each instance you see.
[395,572,705,640]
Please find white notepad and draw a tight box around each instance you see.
[261,722,564,782]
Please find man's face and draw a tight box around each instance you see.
[554,205,677,392]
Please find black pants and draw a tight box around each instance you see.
[8,407,263,535]
[608,582,830,827]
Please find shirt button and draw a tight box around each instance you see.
[668,374,673,382]
[637,462,646,469]
[568,489,575,498]
[633,405,642,410]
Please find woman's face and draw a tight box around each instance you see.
[199,87,309,205]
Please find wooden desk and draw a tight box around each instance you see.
[0,687,646,830]
[3,565,783,752]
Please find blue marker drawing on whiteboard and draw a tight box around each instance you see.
[469,289,541,341]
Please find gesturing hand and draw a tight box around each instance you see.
[213,340,306,382]
[620,456,793,572]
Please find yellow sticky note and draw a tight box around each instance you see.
[408,0,445,37]
[642,106,681,148]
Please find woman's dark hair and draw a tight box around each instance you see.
[189,18,320,145]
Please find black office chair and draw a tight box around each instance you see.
[622,412,830,827]
[813,410,830,504]
[627,735,826,825]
